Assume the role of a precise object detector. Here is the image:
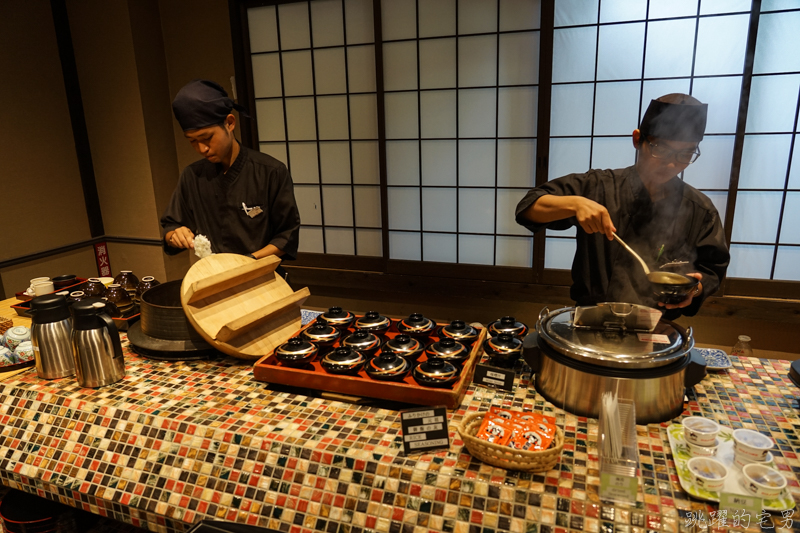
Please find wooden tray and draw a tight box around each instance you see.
[15,278,88,301]
[11,298,141,332]
[253,320,487,409]
[180,254,310,361]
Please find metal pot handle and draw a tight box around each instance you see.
[682,326,694,350]
[538,306,550,323]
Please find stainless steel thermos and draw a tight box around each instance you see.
[30,294,75,379]
[70,300,125,387]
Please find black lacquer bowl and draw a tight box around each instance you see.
[321,347,367,375]
[482,333,523,368]
[424,338,469,368]
[354,311,392,337]
[275,337,319,368]
[412,357,460,388]
[397,313,436,339]
[341,330,382,358]
[381,334,425,362]
[439,320,479,347]
[487,316,529,338]
[317,306,355,330]
[301,318,341,347]
[365,352,411,381]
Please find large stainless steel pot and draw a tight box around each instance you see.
[523,303,707,424]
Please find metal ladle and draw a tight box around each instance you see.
[613,233,695,286]
[612,233,650,275]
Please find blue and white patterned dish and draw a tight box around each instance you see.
[301,309,324,326]
[696,348,732,370]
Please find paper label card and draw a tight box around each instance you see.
[400,406,450,455]
[637,333,671,344]
[599,472,638,503]
[473,364,515,391]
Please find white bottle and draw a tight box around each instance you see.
[730,335,753,358]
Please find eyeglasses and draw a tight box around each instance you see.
[647,140,701,164]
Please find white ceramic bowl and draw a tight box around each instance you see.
[687,439,719,457]
[687,457,728,492]
[683,416,720,446]
[742,463,786,499]
[733,451,772,470]
[733,429,774,461]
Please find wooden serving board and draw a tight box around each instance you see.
[180,254,310,360]
[253,321,487,409]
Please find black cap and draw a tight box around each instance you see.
[640,95,708,142]
[30,294,70,324]
[172,79,249,131]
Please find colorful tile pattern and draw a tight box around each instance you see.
[0,341,798,533]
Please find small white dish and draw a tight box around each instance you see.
[687,457,728,492]
[733,451,773,470]
[733,429,774,461]
[687,438,719,457]
[742,463,786,499]
[683,416,720,446]
[696,348,732,370]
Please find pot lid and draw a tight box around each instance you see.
[414,357,458,379]
[537,304,692,369]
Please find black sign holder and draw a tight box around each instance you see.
[473,363,516,391]
[400,405,450,455]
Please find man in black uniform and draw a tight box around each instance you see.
[161,80,300,268]
[516,93,729,319]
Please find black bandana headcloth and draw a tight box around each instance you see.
[172,79,249,131]
[639,94,708,142]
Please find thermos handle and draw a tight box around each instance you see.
[98,311,124,360]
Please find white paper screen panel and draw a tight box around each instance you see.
[423,233,457,263]
[728,244,775,279]
[496,236,534,267]
[249,1,378,257]
[459,234,495,265]
[774,247,800,281]
[545,238,576,270]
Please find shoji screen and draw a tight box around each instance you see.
[729,1,800,281]
[547,0,750,270]
[248,1,382,257]
[382,0,541,266]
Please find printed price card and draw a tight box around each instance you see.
[400,406,450,455]
[599,472,638,503]
[473,364,515,391]
[719,492,762,519]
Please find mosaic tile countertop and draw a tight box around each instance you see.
[0,337,798,533]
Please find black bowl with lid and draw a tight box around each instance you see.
[439,320,479,346]
[483,333,523,368]
[487,316,529,338]
[425,338,469,367]
[354,311,392,337]
[648,271,700,305]
[381,334,424,362]
[397,313,436,339]
[275,337,319,368]
[317,307,355,330]
[321,347,367,375]
[412,357,460,388]
[301,318,341,347]
[341,330,382,358]
[365,352,411,381]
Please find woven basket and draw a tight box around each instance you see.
[0,317,12,336]
[457,411,564,472]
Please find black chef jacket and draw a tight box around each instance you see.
[161,144,300,259]
[515,166,729,319]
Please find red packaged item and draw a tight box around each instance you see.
[476,413,513,446]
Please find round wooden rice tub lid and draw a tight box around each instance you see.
[180,254,310,361]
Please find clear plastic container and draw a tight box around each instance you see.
[730,335,753,358]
